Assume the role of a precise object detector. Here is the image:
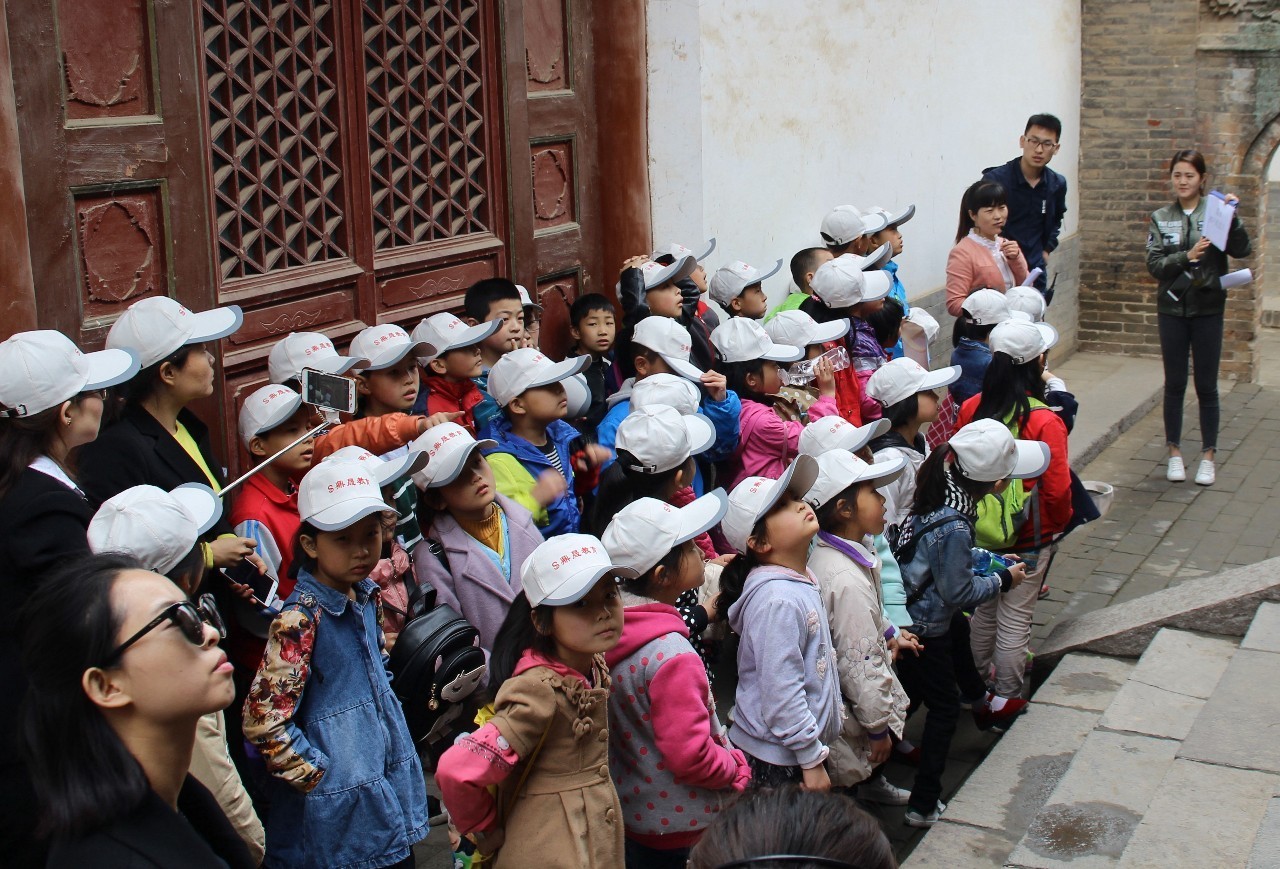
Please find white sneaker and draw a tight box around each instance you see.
[1195,459,1215,486]
[1166,456,1186,482]
[904,799,948,828]
[859,774,911,805]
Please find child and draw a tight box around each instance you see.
[412,312,502,434]
[243,459,428,868]
[864,358,962,532]
[708,259,780,320]
[865,203,917,360]
[764,247,834,321]
[819,205,887,258]
[435,534,628,867]
[892,420,1042,826]
[596,316,740,491]
[410,421,544,660]
[617,254,717,373]
[712,318,836,487]
[764,309,852,413]
[464,278,527,432]
[517,284,542,350]
[925,288,1011,451]
[480,348,600,537]
[718,456,841,789]
[812,255,894,423]
[802,450,912,802]
[601,494,751,865]
[865,297,906,357]
[567,292,620,435]
[267,330,367,388]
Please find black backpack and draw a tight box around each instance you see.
[386,540,487,746]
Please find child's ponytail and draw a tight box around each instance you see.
[911,445,953,517]
[715,517,768,624]
[487,593,556,694]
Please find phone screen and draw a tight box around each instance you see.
[223,560,279,610]
[301,369,357,415]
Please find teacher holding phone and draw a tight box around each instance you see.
[1146,149,1251,486]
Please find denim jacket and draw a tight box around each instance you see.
[898,507,1003,638]
[949,338,991,406]
[243,572,427,869]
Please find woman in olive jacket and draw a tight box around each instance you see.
[1145,148,1251,487]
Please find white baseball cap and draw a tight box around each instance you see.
[603,491,729,577]
[639,255,698,290]
[322,445,428,487]
[865,358,962,408]
[616,405,715,474]
[708,259,783,307]
[949,419,1051,482]
[798,416,891,458]
[630,373,701,415]
[764,310,850,349]
[88,483,222,574]
[520,533,637,607]
[487,347,589,407]
[710,318,803,364]
[238,383,305,448]
[411,312,500,362]
[298,459,392,531]
[267,332,368,384]
[349,323,435,371]
[652,238,716,263]
[804,450,907,510]
[900,307,941,365]
[722,455,819,554]
[1006,285,1047,322]
[631,317,704,381]
[516,284,543,314]
[960,289,1012,326]
[563,373,593,419]
[820,205,888,247]
[106,297,243,369]
[0,330,138,418]
[810,254,893,308]
[409,422,497,488]
[864,204,916,228]
[989,319,1058,365]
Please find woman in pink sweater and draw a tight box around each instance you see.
[945,179,1029,316]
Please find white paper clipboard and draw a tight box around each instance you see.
[1203,191,1236,251]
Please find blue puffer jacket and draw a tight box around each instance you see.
[480,415,584,537]
[949,338,991,406]
[899,506,1004,638]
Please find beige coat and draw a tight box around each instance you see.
[809,535,910,787]
[189,711,265,865]
[489,655,624,868]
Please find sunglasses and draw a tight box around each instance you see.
[103,594,225,666]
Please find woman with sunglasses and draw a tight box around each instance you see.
[19,553,254,868]
[0,330,139,868]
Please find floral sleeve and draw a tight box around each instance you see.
[242,607,326,793]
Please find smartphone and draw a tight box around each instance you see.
[301,368,357,415]
[223,559,279,610]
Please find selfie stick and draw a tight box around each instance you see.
[219,408,341,497]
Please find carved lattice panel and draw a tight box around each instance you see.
[363,0,493,250]
[202,0,348,282]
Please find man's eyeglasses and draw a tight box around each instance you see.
[1024,136,1059,152]
[103,594,225,666]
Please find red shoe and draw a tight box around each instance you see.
[973,697,1028,733]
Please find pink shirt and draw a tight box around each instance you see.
[728,396,837,488]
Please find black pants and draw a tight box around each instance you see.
[1158,313,1222,452]
[743,751,802,789]
[625,838,692,869]
[895,623,965,815]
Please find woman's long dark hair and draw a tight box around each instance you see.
[487,593,557,692]
[971,353,1046,430]
[588,454,692,536]
[20,552,151,839]
[0,403,73,502]
[955,179,1008,243]
[714,517,768,624]
[910,444,996,517]
[688,786,897,869]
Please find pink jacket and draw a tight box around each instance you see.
[944,235,1030,316]
[728,396,837,488]
[605,603,749,849]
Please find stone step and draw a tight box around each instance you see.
[903,654,1133,868]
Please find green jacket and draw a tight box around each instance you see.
[1146,198,1250,318]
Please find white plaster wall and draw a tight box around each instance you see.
[646,0,1082,310]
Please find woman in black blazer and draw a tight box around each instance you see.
[0,329,140,868]
[78,296,257,569]
[21,553,254,869]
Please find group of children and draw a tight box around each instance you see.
[5,198,1087,869]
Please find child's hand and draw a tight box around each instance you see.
[581,444,612,468]
[898,629,923,656]
[383,632,398,652]
[227,580,258,604]
[812,357,837,397]
[711,553,736,566]
[700,369,728,402]
[703,592,721,623]
[418,411,464,433]
[1005,561,1028,589]
[531,469,568,507]
[1000,238,1021,260]
[621,254,649,271]
[801,764,831,792]
[869,733,892,765]
[209,536,258,569]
